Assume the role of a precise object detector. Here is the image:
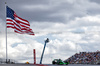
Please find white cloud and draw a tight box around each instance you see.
[0,0,100,64]
[0,14,100,64]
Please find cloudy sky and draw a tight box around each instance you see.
[0,0,100,64]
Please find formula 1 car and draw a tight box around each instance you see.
[52,59,69,65]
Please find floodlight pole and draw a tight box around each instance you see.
[40,38,49,64]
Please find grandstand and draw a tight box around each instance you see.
[64,51,100,64]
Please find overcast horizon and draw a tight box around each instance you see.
[0,0,100,64]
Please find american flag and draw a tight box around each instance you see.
[6,6,35,35]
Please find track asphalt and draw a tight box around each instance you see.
[0,64,99,66]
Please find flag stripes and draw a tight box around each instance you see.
[6,6,34,35]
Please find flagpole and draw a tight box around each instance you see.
[5,2,8,63]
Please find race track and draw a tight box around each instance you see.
[48,64,99,66]
[0,64,99,66]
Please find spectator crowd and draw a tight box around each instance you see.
[65,51,100,64]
